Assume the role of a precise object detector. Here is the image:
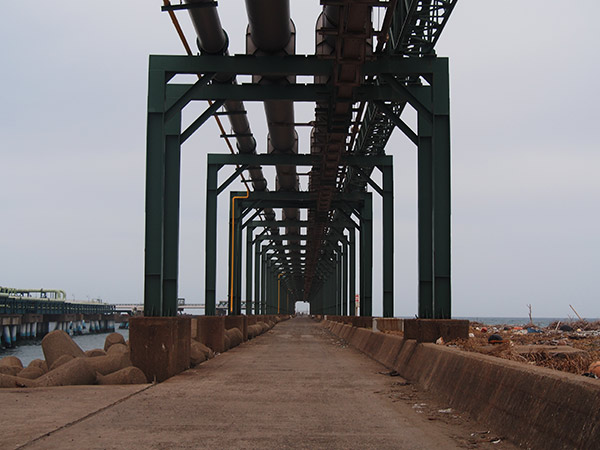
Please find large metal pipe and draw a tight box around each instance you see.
[183,0,276,222]
[185,1,227,54]
[246,1,292,51]
[245,0,300,287]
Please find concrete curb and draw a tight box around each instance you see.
[324,320,600,450]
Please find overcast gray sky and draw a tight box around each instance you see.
[1,1,598,319]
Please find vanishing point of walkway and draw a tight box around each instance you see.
[4,317,515,449]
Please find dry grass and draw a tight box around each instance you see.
[449,326,600,375]
[383,321,600,376]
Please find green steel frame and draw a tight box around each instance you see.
[143,52,451,319]
[228,190,364,317]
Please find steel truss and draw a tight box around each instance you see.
[143,49,451,319]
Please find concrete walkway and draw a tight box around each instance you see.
[3,317,515,449]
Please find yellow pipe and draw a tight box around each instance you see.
[230,188,250,313]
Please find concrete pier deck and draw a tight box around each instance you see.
[2,317,516,449]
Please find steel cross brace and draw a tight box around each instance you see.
[144,50,451,319]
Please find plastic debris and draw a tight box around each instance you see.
[438,408,452,413]
[435,337,444,345]
[488,333,504,344]
[527,327,543,334]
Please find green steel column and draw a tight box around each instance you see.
[320,280,326,315]
[315,285,321,315]
[349,228,356,316]
[204,163,219,315]
[253,232,261,315]
[234,204,243,315]
[332,261,338,315]
[260,250,266,314]
[269,265,275,314]
[417,114,434,319]
[382,163,394,318]
[227,193,233,314]
[245,226,254,315]
[432,58,452,319]
[342,239,348,316]
[266,262,272,314]
[360,193,373,316]
[338,248,343,315]
[335,252,340,315]
[328,260,336,315]
[227,193,243,315]
[325,275,333,315]
[264,260,269,314]
[269,268,277,314]
[162,112,182,317]
[144,67,167,317]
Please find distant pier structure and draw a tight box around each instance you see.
[0,286,116,348]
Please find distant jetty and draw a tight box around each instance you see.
[0,286,115,348]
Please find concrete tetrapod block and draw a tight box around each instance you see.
[0,373,35,388]
[86,353,132,376]
[28,359,48,373]
[107,343,129,356]
[190,340,208,366]
[96,367,148,385]
[49,354,75,371]
[403,319,469,343]
[196,316,225,354]
[192,341,214,360]
[17,365,46,380]
[130,316,191,383]
[0,356,23,369]
[41,330,85,368]
[225,327,243,348]
[0,366,22,376]
[104,332,126,351]
[224,315,248,342]
[34,358,96,387]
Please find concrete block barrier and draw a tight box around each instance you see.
[404,318,469,342]
[373,318,403,333]
[196,316,225,354]
[130,316,191,383]
[324,320,600,450]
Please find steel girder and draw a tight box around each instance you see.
[143,50,452,318]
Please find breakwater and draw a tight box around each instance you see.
[1,287,118,348]
[1,329,129,367]
[1,314,116,349]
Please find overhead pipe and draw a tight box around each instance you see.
[183,0,277,225]
[306,2,373,299]
[245,0,301,293]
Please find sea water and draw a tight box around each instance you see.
[0,329,129,367]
